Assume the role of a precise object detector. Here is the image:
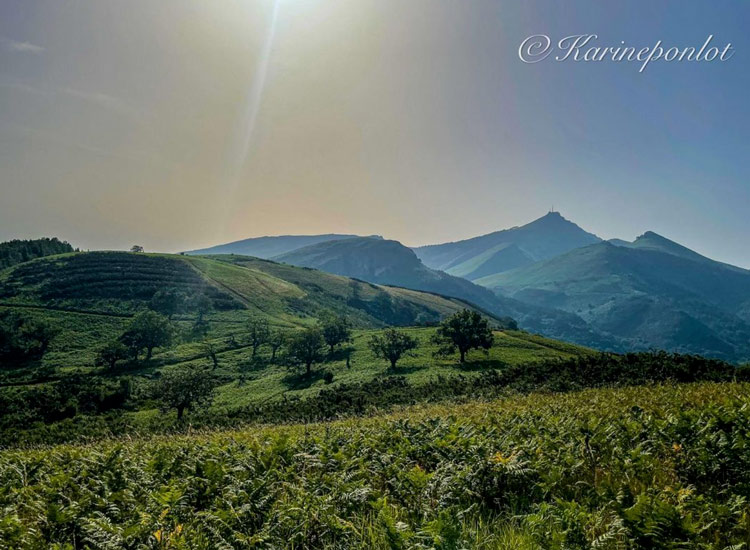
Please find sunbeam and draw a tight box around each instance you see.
[223,0,281,197]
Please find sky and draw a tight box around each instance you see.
[1,1,749,267]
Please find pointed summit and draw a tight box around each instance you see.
[413,212,601,277]
[526,210,572,227]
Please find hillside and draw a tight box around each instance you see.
[414,211,601,279]
[185,233,370,258]
[0,251,480,328]
[274,237,515,318]
[477,237,750,361]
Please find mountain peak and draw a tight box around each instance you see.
[633,231,687,250]
[527,211,576,228]
[637,230,667,241]
[415,212,601,275]
[543,210,564,219]
[524,211,592,234]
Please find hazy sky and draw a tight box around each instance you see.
[1,1,748,267]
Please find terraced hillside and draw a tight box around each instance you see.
[0,251,481,326]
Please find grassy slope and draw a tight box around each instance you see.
[3,382,749,549]
[0,251,591,413]
[208,327,591,412]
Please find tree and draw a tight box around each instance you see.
[319,314,352,354]
[154,367,215,420]
[191,318,210,340]
[130,245,144,253]
[17,317,58,357]
[268,330,286,362]
[369,328,419,370]
[149,288,186,320]
[120,311,173,361]
[287,327,326,376]
[191,293,213,323]
[432,309,494,363]
[247,317,270,357]
[0,311,58,363]
[201,340,219,369]
[95,340,129,370]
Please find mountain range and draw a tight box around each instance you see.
[187,213,750,362]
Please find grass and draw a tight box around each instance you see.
[3,382,750,548]
[206,327,590,410]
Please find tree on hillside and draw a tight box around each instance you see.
[191,293,213,323]
[149,288,187,320]
[130,245,144,253]
[120,311,173,361]
[95,340,129,370]
[432,309,494,363]
[201,340,219,369]
[268,330,286,363]
[369,328,419,370]
[0,312,58,364]
[319,314,352,354]
[17,317,58,358]
[154,367,216,420]
[247,317,270,357]
[287,327,327,376]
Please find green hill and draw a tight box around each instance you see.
[0,251,482,328]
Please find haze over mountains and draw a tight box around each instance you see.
[186,212,750,361]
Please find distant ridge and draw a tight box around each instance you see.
[185,234,381,259]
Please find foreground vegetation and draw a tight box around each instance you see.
[3,382,750,549]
